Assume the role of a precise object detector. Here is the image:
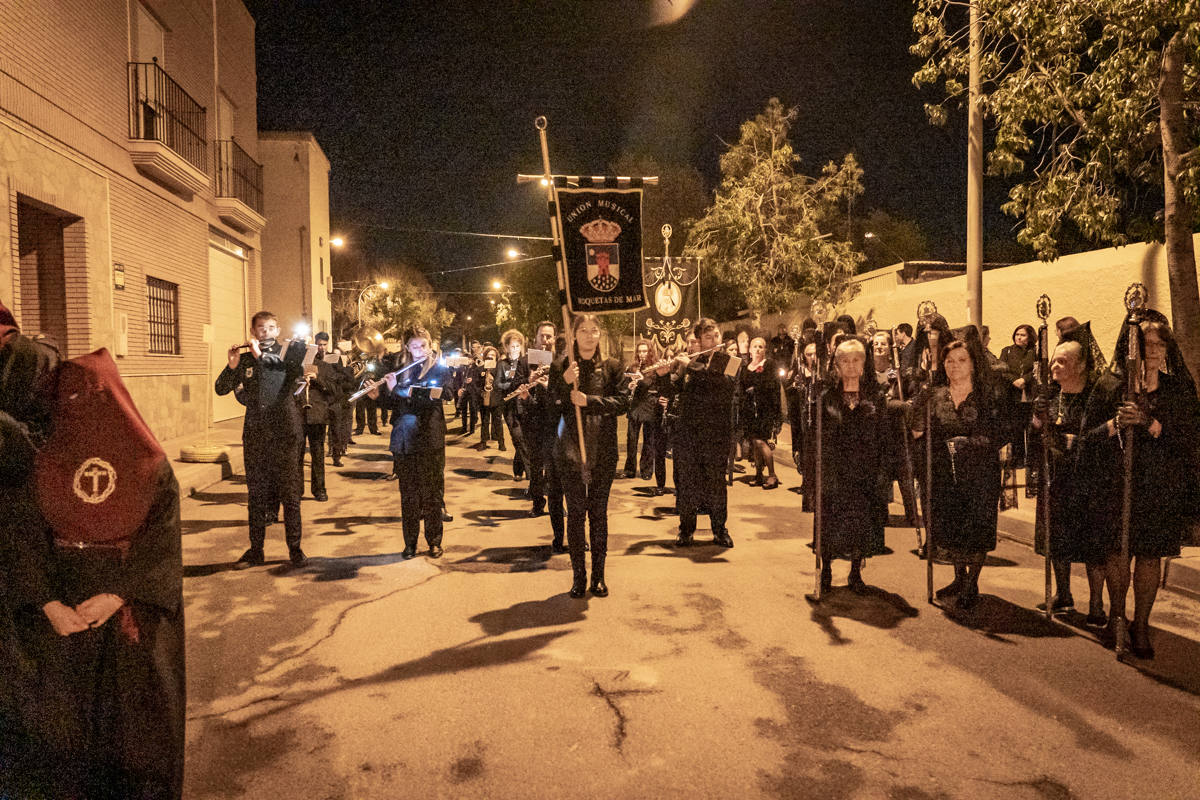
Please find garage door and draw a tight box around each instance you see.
[209,244,247,422]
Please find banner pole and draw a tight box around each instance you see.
[535,116,589,484]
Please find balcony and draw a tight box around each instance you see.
[213,139,266,233]
[127,61,209,195]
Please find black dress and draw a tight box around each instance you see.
[741,358,782,441]
[673,353,736,534]
[376,359,452,550]
[1033,384,1101,564]
[917,385,1002,559]
[819,386,889,561]
[1076,370,1200,558]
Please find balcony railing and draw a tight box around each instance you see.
[214,139,263,214]
[127,60,207,173]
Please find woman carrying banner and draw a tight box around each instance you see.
[550,314,629,597]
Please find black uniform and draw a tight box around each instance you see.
[375,359,453,553]
[215,341,305,553]
[673,352,737,539]
[549,353,628,588]
[519,368,565,534]
[326,355,355,462]
[1033,383,1098,563]
[299,359,340,497]
[494,355,529,463]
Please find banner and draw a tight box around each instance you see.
[633,255,701,352]
[554,188,648,314]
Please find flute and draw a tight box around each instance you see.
[348,357,429,403]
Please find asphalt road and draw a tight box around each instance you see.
[181,417,1200,800]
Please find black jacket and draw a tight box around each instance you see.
[376,360,452,456]
[215,341,303,438]
[550,354,628,471]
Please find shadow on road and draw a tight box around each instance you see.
[462,509,535,527]
[312,514,404,536]
[623,538,733,564]
[1056,615,1200,696]
[181,518,245,536]
[940,594,1076,644]
[469,595,588,636]
[184,558,291,578]
[354,452,395,462]
[492,487,528,499]
[336,470,391,481]
[808,585,921,645]
[443,545,570,574]
[452,467,510,481]
[190,490,249,505]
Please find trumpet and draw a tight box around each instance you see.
[504,365,551,401]
[348,356,429,403]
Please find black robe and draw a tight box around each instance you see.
[3,461,185,800]
[819,386,889,561]
[1076,370,1200,558]
[916,385,1002,559]
[1033,384,1099,564]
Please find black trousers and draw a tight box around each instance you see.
[461,392,479,432]
[479,405,505,445]
[396,450,445,549]
[504,407,528,477]
[623,415,652,477]
[526,424,564,537]
[354,398,380,434]
[328,403,350,456]
[561,466,614,579]
[676,438,728,535]
[246,431,302,549]
[300,423,327,495]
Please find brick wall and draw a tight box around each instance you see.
[0,0,128,145]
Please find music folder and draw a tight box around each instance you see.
[527,348,553,366]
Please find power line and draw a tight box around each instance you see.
[429,255,554,277]
[346,221,553,242]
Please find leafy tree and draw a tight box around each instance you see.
[855,209,932,272]
[912,0,1200,376]
[684,99,866,322]
[353,262,454,344]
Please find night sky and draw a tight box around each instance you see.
[248,0,1020,291]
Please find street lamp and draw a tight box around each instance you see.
[863,232,906,265]
[505,248,523,260]
[330,235,345,248]
[357,281,390,324]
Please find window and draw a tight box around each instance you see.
[146,277,180,354]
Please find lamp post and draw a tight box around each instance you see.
[863,232,907,266]
[357,281,390,325]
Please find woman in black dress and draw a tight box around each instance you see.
[551,314,629,598]
[370,327,452,559]
[742,336,783,489]
[624,339,657,479]
[999,324,1036,467]
[913,334,1003,610]
[495,330,530,478]
[475,345,505,451]
[818,338,890,592]
[1077,316,1199,658]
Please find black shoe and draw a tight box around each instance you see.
[353,429,364,436]
[288,548,309,568]
[675,531,694,547]
[530,507,546,518]
[590,580,609,598]
[369,429,381,436]
[234,547,265,569]
[401,547,417,560]
[348,438,358,445]
[762,476,780,490]
[623,470,636,479]
[569,574,587,598]
[748,475,762,486]
[551,539,567,554]
[498,442,506,452]
[1129,625,1155,659]
[429,545,443,559]
[640,471,653,481]
[712,530,734,549]
[331,459,343,467]
[1085,609,1108,628]
[1037,594,1075,614]
[732,463,746,474]
[474,442,489,451]
[314,491,328,502]
[442,509,453,522]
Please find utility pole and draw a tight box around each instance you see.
[966,0,983,328]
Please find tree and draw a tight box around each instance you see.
[912,0,1200,378]
[855,209,932,272]
[353,261,455,343]
[684,99,866,322]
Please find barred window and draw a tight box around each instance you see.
[146,276,180,354]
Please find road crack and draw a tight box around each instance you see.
[590,679,658,755]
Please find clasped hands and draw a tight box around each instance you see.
[43,594,124,637]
